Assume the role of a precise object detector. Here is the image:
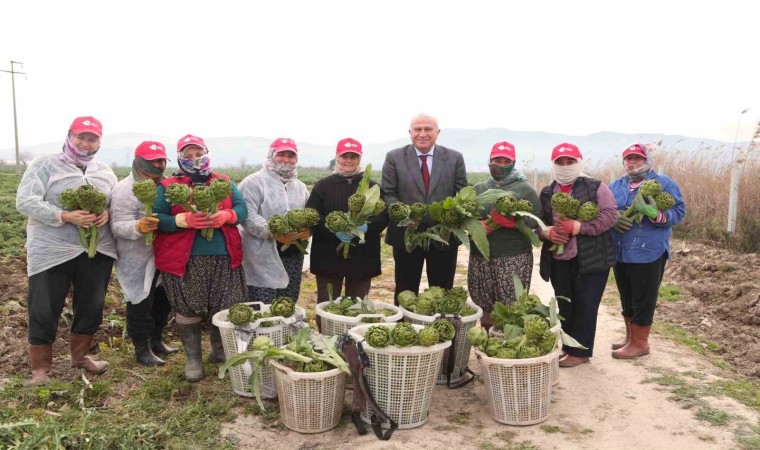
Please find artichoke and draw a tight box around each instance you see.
[463,201,479,215]
[59,188,80,211]
[390,322,418,347]
[460,305,477,317]
[655,192,675,210]
[409,202,427,221]
[467,326,488,348]
[576,201,599,222]
[228,303,254,325]
[286,208,308,230]
[437,295,464,314]
[518,345,542,359]
[271,297,296,318]
[538,332,557,355]
[301,359,328,372]
[494,194,518,215]
[253,311,276,327]
[551,192,580,218]
[372,198,386,216]
[325,210,350,232]
[267,214,290,235]
[418,326,440,346]
[415,297,436,315]
[495,348,519,359]
[397,290,417,310]
[338,297,356,311]
[348,193,365,213]
[252,336,274,351]
[485,338,505,357]
[365,325,392,348]
[132,179,157,203]
[76,184,106,213]
[516,199,533,213]
[441,209,462,226]
[209,178,232,202]
[524,316,550,340]
[165,183,193,207]
[303,207,321,226]
[192,185,216,211]
[388,202,410,222]
[431,319,456,342]
[639,179,662,198]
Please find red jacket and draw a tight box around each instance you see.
[153,174,243,277]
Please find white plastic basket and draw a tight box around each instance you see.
[212,301,307,398]
[316,299,403,337]
[400,302,483,385]
[474,346,559,425]
[348,323,451,429]
[269,360,347,433]
[488,322,562,387]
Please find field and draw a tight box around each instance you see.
[1,159,759,449]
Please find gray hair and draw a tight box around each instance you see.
[409,113,439,130]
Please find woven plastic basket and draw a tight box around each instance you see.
[348,323,451,429]
[315,299,403,337]
[269,360,347,433]
[474,346,559,425]
[400,302,483,385]
[488,322,562,387]
[212,302,306,398]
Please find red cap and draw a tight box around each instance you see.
[622,143,648,159]
[69,116,103,137]
[490,141,516,161]
[177,134,208,153]
[336,138,362,156]
[270,137,298,153]
[134,141,170,161]
[551,143,583,161]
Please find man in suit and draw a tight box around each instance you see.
[382,113,468,304]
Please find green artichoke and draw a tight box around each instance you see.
[286,208,308,230]
[524,316,550,340]
[495,347,518,359]
[271,297,296,318]
[485,338,505,357]
[348,193,365,213]
[467,326,488,348]
[518,345,542,359]
[372,198,386,216]
[516,199,533,213]
[494,194,518,215]
[228,303,254,325]
[192,185,216,211]
[397,290,417,310]
[301,359,328,372]
[415,297,436,315]
[441,209,462,226]
[165,183,193,207]
[325,210,349,232]
[437,295,464,314]
[303,207,321,226]
[59,188,80,211]
[252,336,274,351]
[463,201,479,215]
[209,178,232,202]
[409,202,427,220]
[365,325,392,348]
[267,214,290,235]
[390,322,418,347]
[551,192,580,218]
[639,179,662,198]
[431,319,456,342]
[77,185,106,214]
[324,303,344,315]
[132,179,158,205]
[388,202,410,222]
[576,201,599,222]
[253,311,276,327]
[538,332,557,355]
[460,306,477,317]
[655,191,675,210]
[418,326,440,346]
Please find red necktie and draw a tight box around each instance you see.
[420,154,430,192]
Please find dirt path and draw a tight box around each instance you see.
[221,247,759,450]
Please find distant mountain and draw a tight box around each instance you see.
[0,128,732,172]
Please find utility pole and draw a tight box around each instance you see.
[0,61,26,174]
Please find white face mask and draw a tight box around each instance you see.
[552,159,584,185]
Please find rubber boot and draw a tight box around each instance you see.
[69,334,109,374]
[29,344,53,385]
[208,325,226,363]
[611,316,632,350]
[134,339,165,367]
[151,326,178,356]
[612,324,651,359]
[177,323,204,382]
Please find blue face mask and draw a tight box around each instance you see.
[489,163,514,180]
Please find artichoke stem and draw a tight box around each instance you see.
[88,224,98,258]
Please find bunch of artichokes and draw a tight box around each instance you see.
[59,184,107,258]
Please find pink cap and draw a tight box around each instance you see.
[551,143,583,161]
[336,138,362,156]
[134,141,170,161]
[69,116,103,137]
[622,143,647,159]
[490,141,516,161]
[270,137,298,153]
[177,134,208,153]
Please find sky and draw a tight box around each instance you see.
[1,0,759,152]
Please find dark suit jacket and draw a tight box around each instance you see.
[381,144,468,247]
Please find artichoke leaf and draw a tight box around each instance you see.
[461,217,489,260]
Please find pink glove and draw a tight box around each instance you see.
[490,210,516,228]
[209,210,237,228]
[555,218,581,236]
[479,219,494,235]
[176,212,213,229]
[547,226,569,244]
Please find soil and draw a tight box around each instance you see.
[1,240,759,449]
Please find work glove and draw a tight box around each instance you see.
[546,226,569,245]
[135,216,159,234]
[634,193,658,220]
[274,232,299,245]
[335,231,354,243]
[489,210,516,228]
[614,211,634,233]
[297,228,311,241]
[555,218,581,236]
[357,223,368,233]
[176,212,213,229]
[208,210,237,228]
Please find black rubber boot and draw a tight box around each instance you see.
[208,325,226,363]
[177,323,204,382]
[134,339,166,367]
[151,326,178,355]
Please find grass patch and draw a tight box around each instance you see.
[447,411,472,425]
[651,323,721,356]
[658,283,681,302]
[539,424,561,433]
[714,379,760,410]
[694,405,732,426]
[735,422,760,450]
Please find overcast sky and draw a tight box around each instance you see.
[1,0,758,151]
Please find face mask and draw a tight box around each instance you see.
[179,155,210,174]
[489,163,514,180]
[552,160,583,185]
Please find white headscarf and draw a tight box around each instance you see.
[552,158,586,185]
[263,148,298,182]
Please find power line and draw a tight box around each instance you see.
[0,61,27,174]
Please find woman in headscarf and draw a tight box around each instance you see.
[110,141,177,367]
[537,143,617,367]
[152,134,248,382]
[17,116,116,384]
[306,138,388,306]
[609,143,685,359]
[238,138,309,304]
[468,142,541,331]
